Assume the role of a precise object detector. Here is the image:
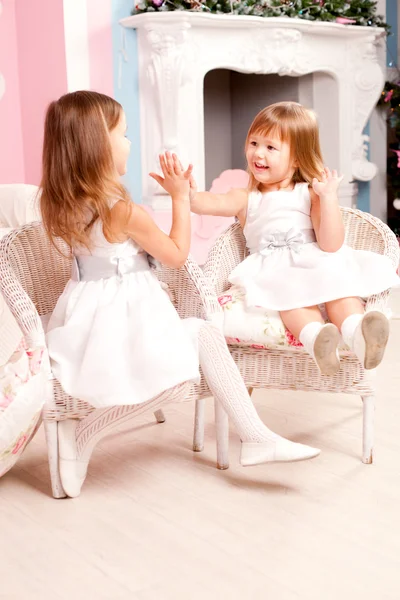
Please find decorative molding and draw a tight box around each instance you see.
[239,28,310,76]
[351,35,385,181]
[338,181,359,209]
[144,22,191,196]
[122,13,386,209]
[352,134,378,182]
[146,24,191,146]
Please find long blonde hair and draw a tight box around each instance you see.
[40,90,131,251]
[245,101,324,191]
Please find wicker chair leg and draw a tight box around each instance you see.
[59,386,189,498]
[362,395,375,464]
[214,399,229,470]
[193,398,205,452]
[76,405,168,468]
[154,409,166,423]
[43,420,67,499]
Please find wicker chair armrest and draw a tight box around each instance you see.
[153,253,222,321]
[0,230,45,349]
[341,208,399,315]
[341,207,400,268]
[376,218,400,269]
[183,255,222,321]
[202,222,247,296]
[365,290,391,314]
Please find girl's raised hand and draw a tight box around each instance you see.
[312,167,343,199]
[189,172,197,204]
[149,152,193,200]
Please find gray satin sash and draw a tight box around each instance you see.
[71,252,150,282]
[258,227,316,256]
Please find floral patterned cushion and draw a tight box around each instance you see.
[0,345,47,478]
[218,286,347,351]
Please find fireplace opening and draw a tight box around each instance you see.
[203,69,339,190]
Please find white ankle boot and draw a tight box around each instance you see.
[342,311,389,369]
[240,439,320,466]
[299,322,340,376]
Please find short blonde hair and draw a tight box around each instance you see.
[245,101,324,191]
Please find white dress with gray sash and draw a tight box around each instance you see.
[229,183,399,312]
[46,218,200,408]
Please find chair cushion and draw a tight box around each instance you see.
[0,184,40,228]
[0,344,47,478]
[0,226,24,366]
[0,299,23,367]
[219,285,347,351]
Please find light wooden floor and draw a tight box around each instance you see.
[2,324,400,600]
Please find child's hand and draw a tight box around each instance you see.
[175,156,198,203]
[312,167,343,200]
[149,152,193,200]
[189,173,197,204]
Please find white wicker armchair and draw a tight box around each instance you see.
[193,207,400,468]
[0,222,215,498]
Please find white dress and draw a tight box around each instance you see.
[46,219,200,408]
[229,183,400,312]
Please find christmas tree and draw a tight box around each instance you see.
[378,81,400,236]
[132,0,387,28]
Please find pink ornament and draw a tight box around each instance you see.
[192,169,246,264]
[391,149,400,168]
[336,17,356,24]
[209,169,249,194]
[384,89,394,103]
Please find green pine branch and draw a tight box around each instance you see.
[132,0,387,28]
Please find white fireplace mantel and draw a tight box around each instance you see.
[121,13,386,209]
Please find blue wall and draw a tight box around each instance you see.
[112,0,141,202]
[387,0,398,69]
[357,124,371,212]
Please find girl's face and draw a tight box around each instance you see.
[109,111,131,176]
[246,131,297,191]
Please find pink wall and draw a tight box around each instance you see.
[0,0,114,185]
[0,0,25,182]
[86,0,114,97]
[15,0,68,185]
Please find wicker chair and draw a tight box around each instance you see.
[0,222,216,498]
[193,207,400,469]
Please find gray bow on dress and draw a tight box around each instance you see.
[259,227,316,257]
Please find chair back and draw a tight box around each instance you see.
[0,222,71,319]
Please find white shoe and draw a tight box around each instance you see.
[356,311,390,370]
[58,420,88,498]
[240,439,320,466]
[313,323,340,376]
